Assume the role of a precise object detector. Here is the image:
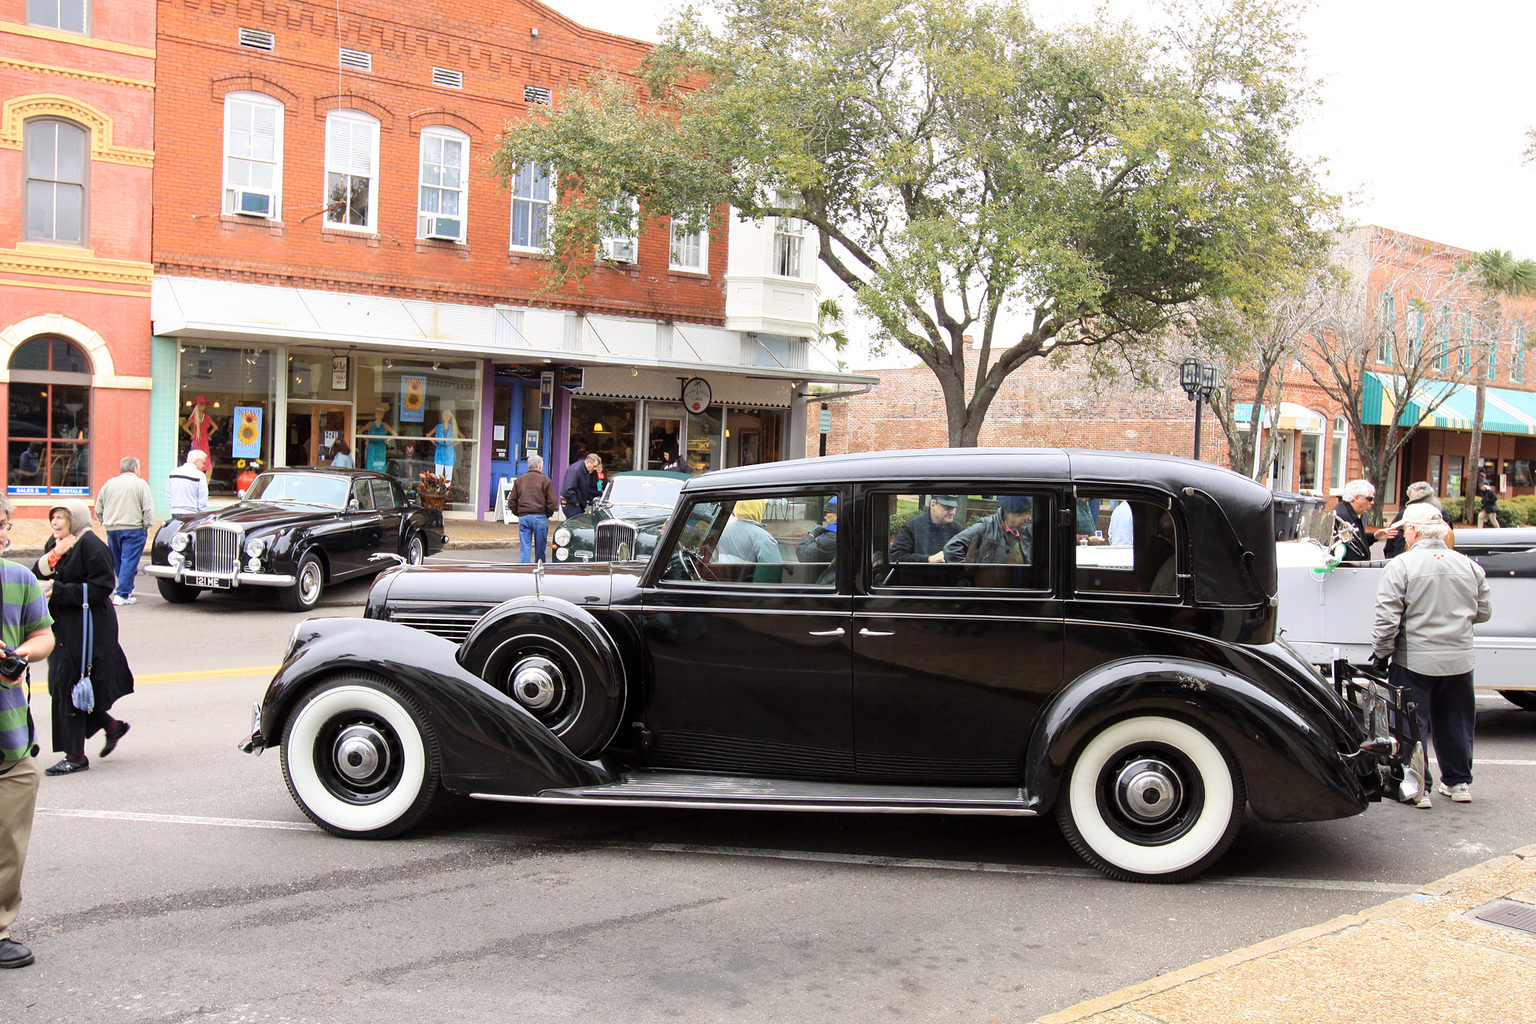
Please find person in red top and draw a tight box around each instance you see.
[509,454,560,564]
[183,396,216,457]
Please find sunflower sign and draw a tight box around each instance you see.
[400,376,426,423]
[232,406,263,458]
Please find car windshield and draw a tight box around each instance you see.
[244,473,349,509]
[603,474,686,509]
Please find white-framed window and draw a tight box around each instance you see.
[24,118,88,244]
[223,92,283,220]
[417,126,468,242]
[1329,415,1348,494]
[27,0,88,33]
[669,214,707,272]
[1515,325,1527,384]
[324,109,379,231]
[599,196,639,264]
[773,206,804,277]
[509,162,552,251]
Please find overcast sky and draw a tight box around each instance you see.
[540,0,1536,364]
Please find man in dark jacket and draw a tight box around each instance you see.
[509,454,559,564]
[560,453,602,519]
[890,495,959,563]
[943,495,1033,588]
[1384,481,1454,558]
[1333,479,1397,561]
[795,496,838,584]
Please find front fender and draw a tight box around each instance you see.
[457,594,627,702]
[1024,657,1367,823]
[251,617,611,796]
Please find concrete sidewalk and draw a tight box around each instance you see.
[1034,845,1536,1024]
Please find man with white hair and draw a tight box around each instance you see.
[166,450,209,519]
[508,454,558,564]
[1372,501,1492,808]
[95,457,155,604]
[1333,479,1397,561]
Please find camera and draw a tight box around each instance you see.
[0,646,27,680]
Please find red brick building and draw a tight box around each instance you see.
[151,0,859,515]
[0,0,156,517]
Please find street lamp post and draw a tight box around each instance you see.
[1179,357,1219,460]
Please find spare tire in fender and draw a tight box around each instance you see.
[458,601,626,758]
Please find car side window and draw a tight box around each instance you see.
[660,493,836,586]
[1074,494,1179,596]
[369,479,397,509]
[351,479,374,511]
[873,492,1047,590]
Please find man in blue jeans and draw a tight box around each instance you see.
[94,457,155,605]
[509,454,559,564]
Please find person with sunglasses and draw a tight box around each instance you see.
[1333,479,1399,561]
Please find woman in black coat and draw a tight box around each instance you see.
[35,499,133,775]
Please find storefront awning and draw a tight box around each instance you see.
[151,276,878,388]
[1232,402,1327,432]
[1362,371,1536,435]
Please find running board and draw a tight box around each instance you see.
[470,772,1036,816]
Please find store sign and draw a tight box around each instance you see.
[232,406,263,458]
[559,366,584,390]
[682,377,712,414]
[819,408,832,434]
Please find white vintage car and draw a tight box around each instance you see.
[1275,521,1536,710]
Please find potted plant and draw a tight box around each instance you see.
[417,471,449,510]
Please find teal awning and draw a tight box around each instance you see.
[1361,371,1536,436]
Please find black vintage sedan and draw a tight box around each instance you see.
[241,449,1418,882]
[148,468,446,611]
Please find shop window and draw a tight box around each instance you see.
[352,354,480,512]
[1330,416,1348,493]
[569,398,636,474]
[669,215,707,272]
[24,118,87,244]
[418,126,468,242]
[224,92,283,219]
[510,162,552,250]
[27,0,88,33]
[179,347,276,497]
[324,110,378,231]
[1298,432,1321,492]
[7,334,93,496]
[1429,454,1442,496]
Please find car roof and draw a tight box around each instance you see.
[261,467,394,480]
[612,470,692,481]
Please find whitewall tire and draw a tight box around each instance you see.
[281,678,441,838]
[1056,715,1244,883]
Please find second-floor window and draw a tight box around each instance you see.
[670,215,707,272]
[223,92,283,219]
[1376,294,1394,365]
[325,110,379,231]
[418,127,468,242]
[24,118,87,244]
[599,197,639,263]
[1516,325,1527,384]
[510,163,552,251]
[773,211,804,277]
[27,0,88,33]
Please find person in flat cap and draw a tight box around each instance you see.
[890,494,960,563]
[1383,481,1454,558]
[944,495,1033,586]
[1371,500,1491,808]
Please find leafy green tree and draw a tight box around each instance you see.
[491,0,1336,445]
[1460,249,1536,523]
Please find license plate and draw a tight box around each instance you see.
[190,575,231,589]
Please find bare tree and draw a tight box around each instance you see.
[1303,229,1478,522]
[1459,249,1536,522]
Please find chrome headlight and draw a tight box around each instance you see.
[170,532,190,552]
[244,537,267,557]
[168,552,184,568]
[554,547,569,561]
[553,527,571,546]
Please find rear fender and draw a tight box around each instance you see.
[1024,657,1367,823]
[256,617,611,796]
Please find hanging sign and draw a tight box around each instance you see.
[682,377,712,414]
[400,376,426,423]
[232,406,263,458]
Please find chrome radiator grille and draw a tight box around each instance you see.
[594,519,638,562]
[193,524,242,575]
[387,610,487,643]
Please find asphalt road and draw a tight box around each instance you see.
[7,551,1536,1022]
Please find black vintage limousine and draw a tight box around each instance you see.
[242,449,1419,882]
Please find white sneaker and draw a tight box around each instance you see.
[110,594,127,605]
[1413,792,1432,809]
[1437,782,1471,803]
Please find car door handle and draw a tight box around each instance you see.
[858,628,895,637]
[808,628,846,637]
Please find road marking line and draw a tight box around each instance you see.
[37,808,313,830]
[41,665,280,692]
[1431,758,1536,767]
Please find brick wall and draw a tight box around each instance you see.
[153,0,727,325]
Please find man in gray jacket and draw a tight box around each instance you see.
[95,457,155,605]
[1372,502,1492,808]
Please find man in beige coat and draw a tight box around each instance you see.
[94,456,155,605]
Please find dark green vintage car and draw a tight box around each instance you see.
[550,470,690,562]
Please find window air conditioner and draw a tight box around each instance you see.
[602,238,637,263]
[424,216,462,241]
[233,190,273,217]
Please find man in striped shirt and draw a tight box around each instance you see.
[0,497,57,969]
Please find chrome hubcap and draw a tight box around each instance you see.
[510,656,563,711]
[332,723,391,783]
[300,564,321,602]
[1114,758,1183,825]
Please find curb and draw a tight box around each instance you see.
[1032,846,1536,1024]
